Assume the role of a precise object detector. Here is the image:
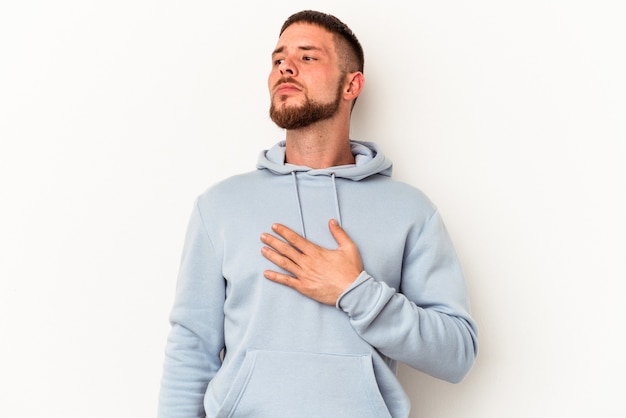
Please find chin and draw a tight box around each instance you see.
[275,94,303,105]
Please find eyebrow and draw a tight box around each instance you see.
[272,45,324,56]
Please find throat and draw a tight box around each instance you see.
[285,138,355,169]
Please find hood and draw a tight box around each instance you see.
[256,140,393,181]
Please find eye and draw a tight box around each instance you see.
[273,58,284,66]
[302,56,315,62]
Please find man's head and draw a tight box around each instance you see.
[268,10,365,130]
[279,10,364,75]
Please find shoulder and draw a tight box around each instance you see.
[362,175,438,215]
[194,170,273,210]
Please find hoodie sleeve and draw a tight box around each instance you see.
[336,210,478,383]
[158,199,225,418]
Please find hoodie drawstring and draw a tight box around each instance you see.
[330,173,342,227]
[290,171,343,239]
[291,171,306,238]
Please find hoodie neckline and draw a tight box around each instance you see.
[257,140,393,181]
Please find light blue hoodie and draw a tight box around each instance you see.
[158,141,478,418]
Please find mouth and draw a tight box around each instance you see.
[273,79,303,95]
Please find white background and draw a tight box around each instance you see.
[1,1,625,417]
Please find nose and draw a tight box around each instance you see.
[279,59,295,76]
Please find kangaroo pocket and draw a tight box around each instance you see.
[215,350,392,418]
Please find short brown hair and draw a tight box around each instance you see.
[279,10,364,74]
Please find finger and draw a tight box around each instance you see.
[260,233,302,261]
[271,223,315,253]
[328,219,354,247]
[263,269,299,289]
[261,245,300,275]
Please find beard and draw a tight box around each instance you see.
[269,79,343,130]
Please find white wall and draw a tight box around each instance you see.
[1,1,624,417]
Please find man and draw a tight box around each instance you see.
[158,10,478,418]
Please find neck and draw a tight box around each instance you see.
[284,116,354,169]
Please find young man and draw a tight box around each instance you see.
[158,10,478,418]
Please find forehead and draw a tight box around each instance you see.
[274,22,336,55]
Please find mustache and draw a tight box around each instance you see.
[273,77,304,90]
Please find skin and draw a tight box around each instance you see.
[261,23,366,305]
[260,220,363,306]
[267,23,364,168]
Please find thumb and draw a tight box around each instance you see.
[328,219,353,247]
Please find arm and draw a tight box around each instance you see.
[158,200,225,418]
[261,213,478,383]
[340,210,477,382]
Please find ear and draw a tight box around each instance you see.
[343,72,365,101]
